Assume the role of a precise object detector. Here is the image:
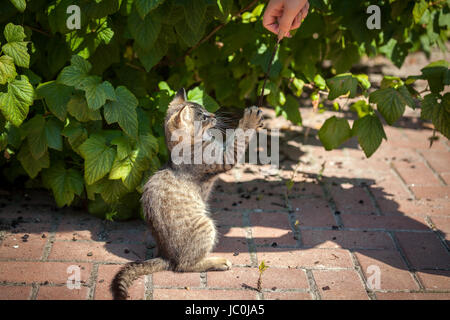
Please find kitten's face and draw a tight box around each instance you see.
[165,89,217,149]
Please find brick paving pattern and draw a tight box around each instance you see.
[0,104,448,300]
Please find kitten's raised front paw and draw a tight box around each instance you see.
[239,106,264,130]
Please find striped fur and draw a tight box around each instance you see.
[111,89,263,299]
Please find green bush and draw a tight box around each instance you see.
[0,0,448,219]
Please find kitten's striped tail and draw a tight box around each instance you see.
[111,257,170,300]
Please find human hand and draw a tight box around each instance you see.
[263,0,310,40]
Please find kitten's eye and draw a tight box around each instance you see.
[202,114,208,121]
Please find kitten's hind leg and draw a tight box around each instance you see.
[185,257,232,272]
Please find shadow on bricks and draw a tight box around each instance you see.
[0,169,448,293]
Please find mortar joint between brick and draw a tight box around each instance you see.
[387,231,425,291]
[416,150,447,186]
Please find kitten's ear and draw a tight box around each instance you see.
[171,88,187,105]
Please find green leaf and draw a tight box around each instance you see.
[109,150,147,190]
[135,0,164,19]
[421,60,450,94]
[175,17,205,47]
[2,23,29,68]
[9,0,26,12]
[0,75,34,127]
[413,0,428,23]
[369,87,414,125]
[354,74,371,90]
[36,81,72,121]
[0,55,17,84]
[128,7,161,51]
[421,93,450,139]
[350,100,371,118]
[183,0,207,34]
[42,162,84,207]
[88,178,130,204]
[57,55,92,87]
[326,73,358,100]
[187,86,220,112]
[281,95,302,126]
[97,179,129,204]
[111,136,132,160]
[45,118,64,151]
[104,86,139,138]
[62,120,88,151]
[137,133,159,157]
[23,115,47,160]
[314,74,326,90]
[134,39,168,72]
[17,144,50,179]
[79,134,117,185]
[352,114,387,158]
[318,116,352,150]
[421,93,439,121]
[67,94,102,122]
[78,76,116,110]
[330,43,360,74]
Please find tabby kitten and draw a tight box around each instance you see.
[111,88,263,300]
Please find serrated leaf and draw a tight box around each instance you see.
[135,0,164,18]
[187,86,220,112]
[421,60,450,94]
[137,133,159,157]
[62,120,88,151]
[183,0,207,34]
[78,76,116,110]
[134,39,168,72]
[330,43,360,74]
[318,116,352,150]
[422,93,450,139]
[128,7,161,51]
[67,94,102,122]
[111,136,132,160]
[36,81,72,121]
[4,23,26,42]
[2,23,29,68]
[22,114,47,160]
[42,162,84,207]
[352,114,386,158]
[91,178,129,204]
[326,74,358,100]
[17,144,50,179]
[413,0,428,23]
[104,86,139,138]
[0,55,17,84]
[369,86,414,125]
[281,94,302,126]
[109,150,146,190]
[45,118,64,151]
[79,134,117,185]
[57,55,92,87]
[175,17,205,47]
[0,75,34,126]
[9,0,26,12]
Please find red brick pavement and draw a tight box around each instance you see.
[0,109,449,300]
